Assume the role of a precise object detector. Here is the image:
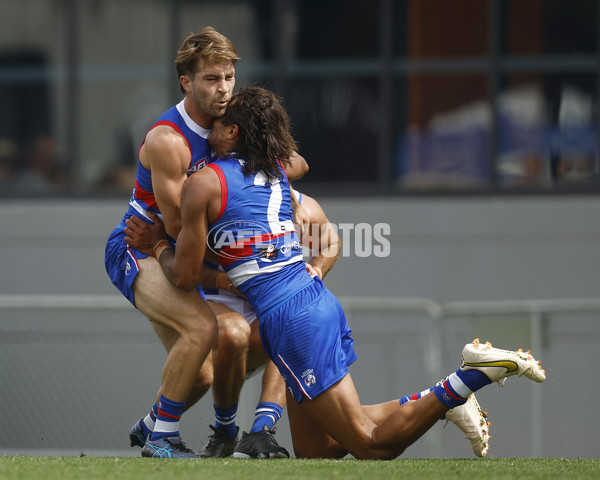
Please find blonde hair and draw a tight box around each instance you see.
[175,27,240,93]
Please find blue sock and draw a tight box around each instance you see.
[433,369,493,409]
[151,395,185,441]
[214,404,238,437]
[433,374,468,409]
[249,402,283,433]
[456,368,492,391]
[400,386,450,420]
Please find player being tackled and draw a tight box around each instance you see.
[124,86,547,460]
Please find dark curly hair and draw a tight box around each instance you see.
[221,87,297,180]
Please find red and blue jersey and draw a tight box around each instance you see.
[123,99,216,225]
[106,99,214,305]
[206,154,313,318]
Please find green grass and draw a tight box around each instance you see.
[0,457,598,480]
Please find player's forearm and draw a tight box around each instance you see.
[153,243,201,292]
[309,234,340,279]
[201,266,231,290]
[291,188,310,239]
[310,252,337,279]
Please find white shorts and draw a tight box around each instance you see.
[205,290,258,325]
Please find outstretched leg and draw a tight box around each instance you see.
[286,339,545,459]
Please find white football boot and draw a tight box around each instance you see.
[445,393,491,457]
[461,338,546,385]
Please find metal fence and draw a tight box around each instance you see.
[1,294,599,458]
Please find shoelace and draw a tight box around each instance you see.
[168,438,193,452]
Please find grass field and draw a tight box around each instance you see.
[0,457,598,480]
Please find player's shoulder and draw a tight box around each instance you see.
[144,123,189,153]
[185,164,220,191]
[208,154,245,176]
[181,167,221,214]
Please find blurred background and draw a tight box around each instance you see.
[1,0,599,460]
[1,0,599,195]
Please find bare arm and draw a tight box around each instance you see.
[163,173,210,290]
[284,151,309,181]
[201,265,231,290]
[125,168,221,292]
[141,125,191,238]
[291,185,310,239]
[300,194,340,279]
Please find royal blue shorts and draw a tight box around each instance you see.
[259,276,357,403]
[104,222,205,308]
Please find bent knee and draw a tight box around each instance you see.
[292,439,347,459]
[293,444,326,459]
[216,315,251,350]
[187,313,218,342]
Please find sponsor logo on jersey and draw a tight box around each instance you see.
[279,241,301,254]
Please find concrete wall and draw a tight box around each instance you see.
[2,195,599,300]
[1,196,599,458]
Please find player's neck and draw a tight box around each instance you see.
[183,97,214,130]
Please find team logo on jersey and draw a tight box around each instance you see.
[260,243,279,260]
[187,158,208,175]
[125,261,132,276]
[302,369,317,388]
